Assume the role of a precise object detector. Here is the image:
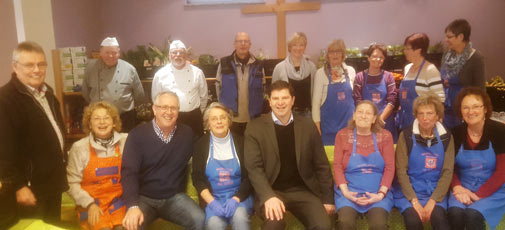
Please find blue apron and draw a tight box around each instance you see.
[392,128,448,213]
[321,66,355,145]
[396,60,425,131]
[440,67,463,129]
[205,134,253,221]
[362,71,397,141]
[448,143,505,229]
[335,129,394,213]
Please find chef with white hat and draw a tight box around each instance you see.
[151,40,208,137]
[82,37,146,132]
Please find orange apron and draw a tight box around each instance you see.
[78,143,125,230]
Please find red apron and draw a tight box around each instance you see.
[78,143,125,230]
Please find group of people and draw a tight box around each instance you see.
[1,17,504,230]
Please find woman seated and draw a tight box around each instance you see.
[192,102,253,230]
[312,39,356,145]
[393,93,454,230]
[397,33,445,131]
[448,87,505,230]
[67,101,128,230]
[334,100,395,230]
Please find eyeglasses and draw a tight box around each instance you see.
[91,116,112,122]
[462,104,484,112]
[235,40,250,44]
[209,115,228,123]
[370,56,384,61]
[404,46,413,51]
[16,62,48,71]
[170,50,186,56]
[155,105,179,112]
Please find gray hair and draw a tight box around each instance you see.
[12,41,45,62]
[202,102,233,131]
[153,91,179,106]
[413,93,444,118]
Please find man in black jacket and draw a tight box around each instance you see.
[0,41,68,228]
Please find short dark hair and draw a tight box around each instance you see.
[12,41,45,61]
[445,19,471,42]
[454,87,492,120]
[366,43,387,58]
[269,80,294,97]
[404,33,430,57]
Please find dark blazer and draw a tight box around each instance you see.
[0,74,68,196]
[192,132,252,202]
[244,113,334,206]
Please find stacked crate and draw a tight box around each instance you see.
[59,47,87,92]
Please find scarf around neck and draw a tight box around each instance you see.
[284,54,312,81]
[441,42,473,79]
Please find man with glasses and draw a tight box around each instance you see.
[121,91,204,230]
[0,41,67,228]
[82,37,146,132]
[151,40,208,138]
[216,32,265,135]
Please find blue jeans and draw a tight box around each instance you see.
[139,193,204,230]
[206,206,250,230]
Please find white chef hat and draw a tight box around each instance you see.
[169,40,186,51]
[101,37,119,47]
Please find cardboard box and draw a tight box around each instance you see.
[61,70,73,80]
[63,79,74,92]
[60,57,73,70]
[72,56,88,69]
[70,47,86,58]
[59,48,72,59]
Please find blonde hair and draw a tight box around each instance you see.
[202,102,233,131]
[287,32,307,53]
[347,100,384,133]
[326,39,347,61]
[412,93,444,118]
[82,101,122,134]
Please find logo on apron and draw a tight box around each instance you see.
[338,92,346,101]
[218,168,232,186]
[425,156,437,169]
[401,89,408,100]
[372,92,381,103]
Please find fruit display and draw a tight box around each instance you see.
[392,72,404,81]
[486,76,505,91]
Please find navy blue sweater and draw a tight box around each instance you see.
[121,122,194,207]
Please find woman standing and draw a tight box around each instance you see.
[353,44,398,141]
[67,101,127,230]
[192,102,253,230]
[394,94,453,230]
[441,19,486,129]
[334,100,395,230]
[448,87,505,230]
[272,32,317,117]
[397,33,445,131]
[312,39,356,145]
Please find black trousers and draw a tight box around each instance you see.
[178,108,203,138]
[448,207,486,230]
[17,192,62,226]
[402,206,450,230]
[260,186,332,230]
[337,206,389,230]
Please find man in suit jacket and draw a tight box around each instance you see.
[244,80,335,230]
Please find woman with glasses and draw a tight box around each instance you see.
[192,102,253,230]
[441,19,485,129]
[353,44,398,141]
[447,87,505,230]
[397,33,445,131]
[67,101,127,230]
[312,39,356,145]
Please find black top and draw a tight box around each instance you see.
[272,122,305,190]
[192,132,252,202]
[289,75,312,111]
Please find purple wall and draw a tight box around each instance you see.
[52,0,505,79]
[51,0,102,54]
[0,0,18,86]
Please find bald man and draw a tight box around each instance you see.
[216,32,265,135]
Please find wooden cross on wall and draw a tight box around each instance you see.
[242,0,321,59]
